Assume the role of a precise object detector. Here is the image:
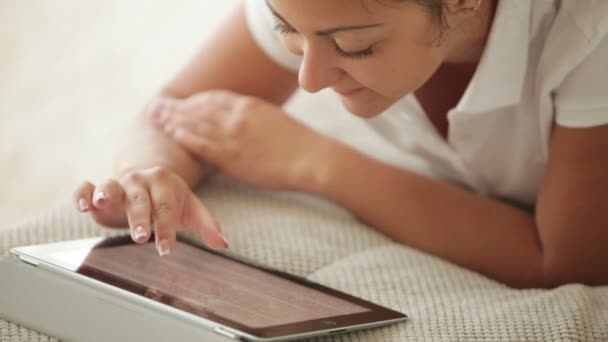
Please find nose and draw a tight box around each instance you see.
[297,43,343,93]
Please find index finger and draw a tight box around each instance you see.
[149,182,180,256]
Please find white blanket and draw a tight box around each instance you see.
[2,175,607,341]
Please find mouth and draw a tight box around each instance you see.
[333,87,364,97]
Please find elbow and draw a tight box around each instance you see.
[539,247,608,288]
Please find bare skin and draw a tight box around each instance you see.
[73,3,298,254]
[74,0,608,288]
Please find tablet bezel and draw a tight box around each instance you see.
[12,236,407,340]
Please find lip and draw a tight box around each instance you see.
[333,87,364,96]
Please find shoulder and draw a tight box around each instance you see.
[536,0,608,77]
[532,0,608,127]
[243,0,302,72]
[557,0,608,41]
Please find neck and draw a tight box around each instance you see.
[444,0,498,64]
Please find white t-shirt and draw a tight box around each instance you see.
[245,0,608,207]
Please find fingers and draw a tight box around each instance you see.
[149,97,176,125]
[150,98,182,134]
[148,96,223,162]
[145,170,230,255]
[186,91,235,112]
[74,181,95,212]
[74,179,128,228]
[122,174,153,244]
[172,125,221,162]
[150,93,228,136]
[186,192,229,250]
[92,180,125,210]
[148,171,180,256]
[74,166,229,256]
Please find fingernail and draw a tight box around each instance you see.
[222,236,230,249]
[173,128,184,139]
[133,225,148,241]
[159,105,170,123]
[157,239,171,256]
[164,125,173,134]
[78,198,89,212]
[93,191,108,206]
[151,101,164,120]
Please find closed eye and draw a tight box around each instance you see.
[273,21,375,60]
[273,21,297,35]
[335,45,374,59]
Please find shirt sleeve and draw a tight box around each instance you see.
[244,0,302,72]
[554,35,608,128]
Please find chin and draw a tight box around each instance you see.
[340,97,393,119]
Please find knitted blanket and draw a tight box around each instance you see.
[2,176,607,341]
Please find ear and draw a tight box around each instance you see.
[443,0,482,15]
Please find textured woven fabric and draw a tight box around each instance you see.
[2,176,608,341]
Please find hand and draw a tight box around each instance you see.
[73,166,229,256]
[150,91,328,190]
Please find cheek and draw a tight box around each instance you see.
[389,46,445,95]
[281,35,305,56]
[345,44,445,99]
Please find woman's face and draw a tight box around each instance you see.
[267,0,452,117]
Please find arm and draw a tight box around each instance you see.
[75,3,298,252]
[114,2,298,185]
[304,124,608,288]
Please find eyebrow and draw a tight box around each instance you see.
[265,1,384,36]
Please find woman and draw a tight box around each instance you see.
[73,0,608,288]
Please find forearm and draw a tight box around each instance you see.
[113,96,208,188]
[303,139,549,288]
[111,2,297,186]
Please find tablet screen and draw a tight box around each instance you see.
[24,237,406,338]
[71,241,368,328]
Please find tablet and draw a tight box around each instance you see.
[10,236,407,341]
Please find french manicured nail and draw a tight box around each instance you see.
[78,198,89,212]
[151,101,163,119]
[173,127,181,138]
[93,191,108,206]
[213,222,228,248]
[157,239,171,256]
[158,103,170,122]
[218,229,230,248]
[164,124,177,136]
[151,101,171,125]
[133,225,148,241]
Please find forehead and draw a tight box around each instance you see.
[266,0,401,26]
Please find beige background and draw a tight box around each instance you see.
[0,1,406,229]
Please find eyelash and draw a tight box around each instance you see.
[273,22,375,60]
[274,22,297,35]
